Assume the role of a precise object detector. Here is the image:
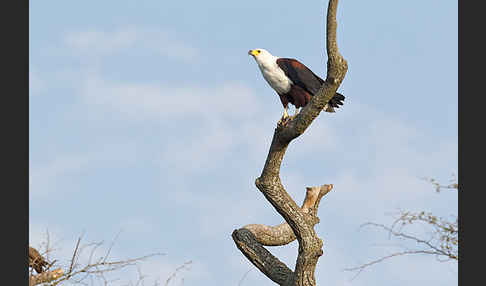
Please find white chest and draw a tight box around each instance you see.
[258,64,292,95]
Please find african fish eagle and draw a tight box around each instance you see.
[248,48,344,122]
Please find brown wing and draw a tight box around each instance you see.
[276,58,324,95]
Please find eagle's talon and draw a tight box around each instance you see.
[277,115,290,126]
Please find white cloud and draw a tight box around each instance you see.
[79,75,261,121]
[64,26,198,62]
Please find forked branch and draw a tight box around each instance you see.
[242,185,333,247]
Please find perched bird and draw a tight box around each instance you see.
[29,246,48,274]
[248,48,344,123]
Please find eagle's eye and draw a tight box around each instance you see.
[257,50,261,53]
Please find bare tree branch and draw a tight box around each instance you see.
[361,222,454,258]
[164,261,192,286]
[232,228,293,285]
[344,250,438,280]
[238,269,253,286]
[68,236,82,277]
[422,175,459,192]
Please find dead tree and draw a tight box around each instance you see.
[231,1,347,285]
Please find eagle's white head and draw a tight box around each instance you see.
[248,48,292,96]
[248,48,278,69]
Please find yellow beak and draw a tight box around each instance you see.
[248,49,258,56]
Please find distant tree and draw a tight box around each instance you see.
[345,176,458,276]
[28,232,191,286]
[231,1,348,285]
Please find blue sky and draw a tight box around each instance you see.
[29,1,457,285]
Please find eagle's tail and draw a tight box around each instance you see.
[325,92,345,113]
